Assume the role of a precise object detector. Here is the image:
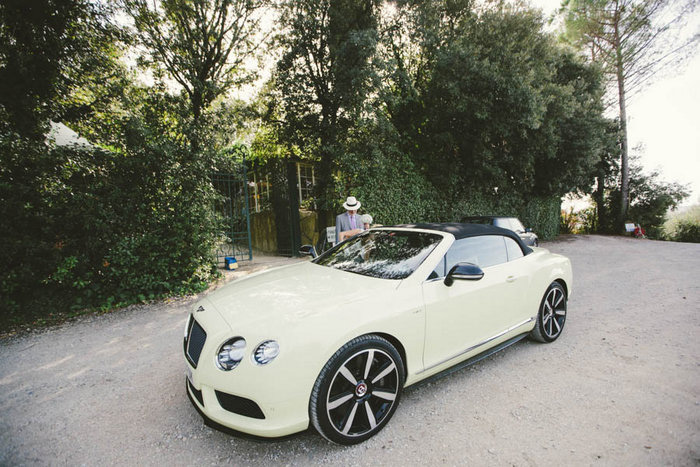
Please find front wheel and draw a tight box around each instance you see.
[310,335,405,445]
[530,282,567,343]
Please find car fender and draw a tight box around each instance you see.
[300,284,425,394]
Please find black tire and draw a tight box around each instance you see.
[310,335,405,445]
[530,281,567,343]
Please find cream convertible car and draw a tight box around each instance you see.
[184,223,572,444]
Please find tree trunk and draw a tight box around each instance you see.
[617,75,629,230]
[315,149,333,230]
[615,14,629,232]
[190,88,204,153]
[594,172,606,232]
[314,111,339,230]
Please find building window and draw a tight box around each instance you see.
[248,172,271,213]
[297,162,315,206]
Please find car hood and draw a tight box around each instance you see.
[199,261,400,334]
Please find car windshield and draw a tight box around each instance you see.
[315,230,443,279]
[510,218,526,232]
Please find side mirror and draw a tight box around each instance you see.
[299,245,317,258]
[444,262,484,286]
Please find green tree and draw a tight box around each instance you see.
[561,0,697,229]
[274,0,380,226]
[122,0,268,139]
[0,0,227,324]
[663,205,700,243]
[380,1,608,215]
[338,114,436,225]
[591,119,622,231]
[603,153,688,237]
[0,0,125,137]
[1,0,129,318]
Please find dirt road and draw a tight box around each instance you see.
[1,235,698,465]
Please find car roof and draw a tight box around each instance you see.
[387,222,533,255]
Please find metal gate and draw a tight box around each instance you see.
[211,167,252,266]
[268,159,301,257]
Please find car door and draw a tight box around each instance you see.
[421,235,529,370]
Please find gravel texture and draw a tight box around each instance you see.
[1,235,698,465]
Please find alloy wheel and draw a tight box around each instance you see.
[541,286,566,339]
[326,348,400,437]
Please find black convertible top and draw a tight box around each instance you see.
[389,222,533,255]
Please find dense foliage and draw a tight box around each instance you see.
[1,100,221,324]
[386,5,604,195]
[5,0,684,328]
[597,155,688,238]
[561,0,697,229]
[274,0,380,226]
[123,0,266,123]
[663,205,700,243]
[1,0,224,324]
[0,0,125,137]
[261,1,609,237]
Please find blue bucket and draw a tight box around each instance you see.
[224,256,238,270]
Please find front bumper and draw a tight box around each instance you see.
[185,369,311,438]
[183,307,317,438]
[185,379,309,439]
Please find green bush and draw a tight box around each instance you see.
[519,197,561,240]
[448,192,560,240]
[0,132,61,317]
[338,119,563,238]
[0,121,220,326]
[672,221,700,243]
[663,206,700,243]
[338,119,435,226]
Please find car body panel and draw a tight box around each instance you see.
[187,274,427,437]
[184,226,571,438]
[422,256,531,369]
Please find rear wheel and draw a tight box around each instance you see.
[530,282,567,343]
[310,335,404,445]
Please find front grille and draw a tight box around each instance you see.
[187,378,204,407]
[185,318,207,368]
[215,390,265,419]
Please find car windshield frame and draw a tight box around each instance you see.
[313,229,443,280]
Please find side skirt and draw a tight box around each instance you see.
[408,333,529,389]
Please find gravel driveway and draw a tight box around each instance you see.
[1,235,698,465]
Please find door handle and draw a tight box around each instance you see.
[506,275,516,283]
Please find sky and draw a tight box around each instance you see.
[533,0,700,208]
[626,52,700,207]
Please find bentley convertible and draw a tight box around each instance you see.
[184,223,572,444]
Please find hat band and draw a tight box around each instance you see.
[346,202,358,208]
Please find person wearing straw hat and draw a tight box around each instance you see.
[335,196,363,243]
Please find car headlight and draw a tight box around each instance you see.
[216,337,246,371]
[253,340,280,365]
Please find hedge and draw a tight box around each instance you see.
[0,123,220,326]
